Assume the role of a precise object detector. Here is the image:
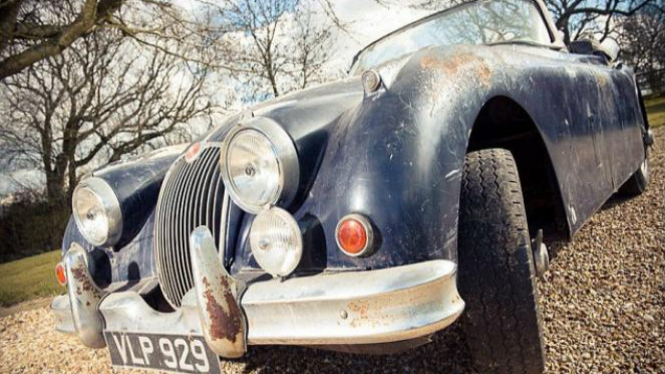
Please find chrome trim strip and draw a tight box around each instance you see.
[154,153,183,308]
[243,259,464,345]
[71,259,463,348]
[218,192,231,264]
[101,289,202,336]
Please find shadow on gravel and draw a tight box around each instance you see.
[546,190,642,261]
[237,322,475,373]
[600,192,640,211]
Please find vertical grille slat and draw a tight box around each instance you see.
[164,162,186,304]
[157,160,185,306]
[176,152,202,301]
[160,158,190,306]
[172,156,197,302]
[182,150,216,298]
[207,167,222,246]
[167,161,189,302]
[154,146,225,308]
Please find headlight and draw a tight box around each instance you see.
[219,118,299,213]
[249,207,303,277]
[72,177,122,247]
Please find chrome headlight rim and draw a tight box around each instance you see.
[219,118,300,214]
[72,177,123,247]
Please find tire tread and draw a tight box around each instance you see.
[459,149,545,374]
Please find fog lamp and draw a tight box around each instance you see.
[249,207,303,277]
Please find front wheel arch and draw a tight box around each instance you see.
[466,96,570,241]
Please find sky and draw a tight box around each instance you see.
[325,0,431,70]
[0,0,433,197]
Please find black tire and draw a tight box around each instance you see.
[619,152,649,196]
[458,148,545,374]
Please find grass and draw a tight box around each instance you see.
[645,96,665,128]
[0,250,63,307]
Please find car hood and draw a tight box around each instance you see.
[205,76,365,144]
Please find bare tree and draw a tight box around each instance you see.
[368,0,463,10]
[0,0,125,79]
[618,5,664,71]
[291,0,335,90]
[0,0,347,82]
[366,0,663,45]
[545,0,662,44]
[0,31,212,207]
[617,4,665,93]
[198,0,337,100]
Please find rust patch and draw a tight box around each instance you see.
[420,53,492,86]
[346,289,434,329]
[348,300,369,320]
[71,264,101,299]
[347,298,393,329]
[202,276,243,343]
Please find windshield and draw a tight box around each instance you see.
[352,0,551,73]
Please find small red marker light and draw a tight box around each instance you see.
[336,214,373,257]
[55,262,67,286]
[185,141,204,163]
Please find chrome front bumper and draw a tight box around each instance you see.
[52,228,464,357]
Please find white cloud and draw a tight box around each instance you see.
[325,0,432,72]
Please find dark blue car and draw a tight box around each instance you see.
[51,1,652,373]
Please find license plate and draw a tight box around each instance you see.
[104,331,221,374]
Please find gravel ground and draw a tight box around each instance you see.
[1,128,663,374]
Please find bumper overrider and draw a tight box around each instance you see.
[52,227,465,357]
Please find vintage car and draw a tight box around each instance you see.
[51,0,653,373]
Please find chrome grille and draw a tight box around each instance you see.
[154,146,225,308]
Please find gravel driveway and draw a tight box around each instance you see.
[1,128,663,374]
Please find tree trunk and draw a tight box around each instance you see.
[67,157,78,204]
[45,155,69,210]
